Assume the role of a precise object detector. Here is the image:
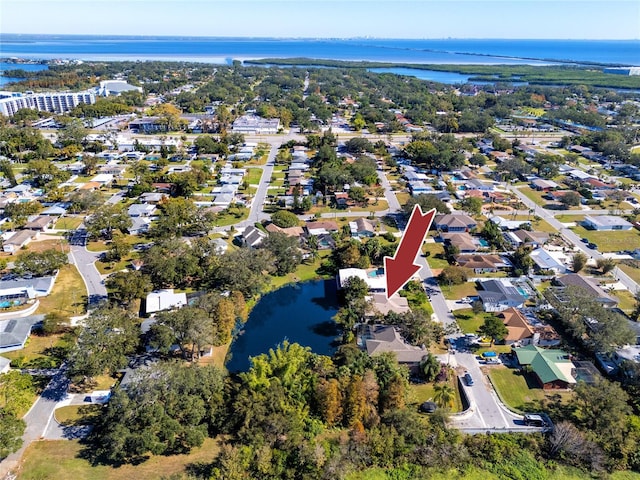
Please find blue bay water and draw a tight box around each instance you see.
[1,35,639,66]
[0,61,48,86]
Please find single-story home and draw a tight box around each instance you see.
[440,232,478,253]
[23,215,54,231]
[530,247,569,274]
[3,230,38,254]
[0,316,43,354]
[582,215,632,231]
[139,192,166,204]
[513,344,576,389]
[504,229,549,249]
[477,279,527,312]
[498,307,534,345]
[0,276,56,301]
[454,254,510,273]
[145,289,187,316]
[241,225,267,248]
[556,274,618,307]
[434,214,477,233]
[127,217,151,236]
[337,268,386,293]
[265,223,305,238]
[490,216,531,231]
[361,324,427,365]
[306,220,339,236]
[90,174,115,185]
[365,293,411,316]
[128,203,157,218]
[531,178,559,191]
[350,218,377,238]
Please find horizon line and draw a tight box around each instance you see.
[2,33,639,42]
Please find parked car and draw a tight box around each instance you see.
[523,413,546,427]
[581,237,589,243]
[587,242,598,249]
[463,372,474,386]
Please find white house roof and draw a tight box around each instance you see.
[530,248,568,272]
[145,289,187,315]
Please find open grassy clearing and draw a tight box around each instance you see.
[519,186,550,206]
[18,437,222,480]
[3,332,72,369]
[618,263,640,284]
[453,308,493,334]
[53,216,84,230]
[54,404,102,426]
[612,288,636,314]
[36,264,87,317]
[554,214,586,223]
[441,282,478,301]
[244,167,262,185]
[570,225,640,252]
[268,251,331,290]
[487,365,573,413]
[407,376,463,413]
[422,241,450,270]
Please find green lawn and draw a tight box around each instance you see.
[245,167,263,185]
[453,308,493,334]
[36,264,87,317]
[422,241,450,271]
[268,251,331,289]
[488,366,573,413]
[407,376,463,413]
[570,225,640,252]
[3,333,72,370]
[54,216,84,230]
[519,187,550,207]
[618,263,640,284]
[554,214,585,224]
[54,404,102,426]
[441,282,478,301]
[18,437,222,480]
[612,289,636,314]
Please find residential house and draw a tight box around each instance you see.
[440,232,478,253]
[466,178,494,191]
[531,178,559,191]
[350,218,377,238]
[145,289,187,316]
[433,214,477,233]
[582,215,632,231]
[556,274,618,307]
[210,238,228,255]
[265,223,305,238]
[3,230,38,254]
[583,178,614,190]
[365,293,411,316]
[513,345,576,389]
[505,229,549,248]
[23,215,54,231]
[127,203,157,218]
[334,192,350,208]
[0,276,56,302]
[530,247,569,274]
[129,117,168,134]
[41,205,67,216]
[241,225,267,248]
[139,192,166,204]
[478,279,527,312]
[490,216,531,231]
[0,316,43,354]
[306,220,339,236]
[547,190,581,203]
[498,308,534,345]
[128,217,151,236]
[90,173,114,186]
[454,254,510,274]
[337,268,386,293]
[361,324,428,365]
[0,356,10,374]
[409,181,432,195]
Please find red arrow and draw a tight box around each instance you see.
[384,205,436,299]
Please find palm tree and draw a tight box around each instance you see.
[433,383,454,409]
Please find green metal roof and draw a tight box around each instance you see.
[514,345,574,384]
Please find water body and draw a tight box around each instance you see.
[226,280,341,373]
[0,61,48,86]
[1,35,638,66]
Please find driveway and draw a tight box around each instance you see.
[68,228,108,305]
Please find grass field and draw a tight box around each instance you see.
[245,167,263,185]
[407,375,463,413]
[54,216,84,230]
[18,437,222,480]
[54,404,102,426]
[554,214,586,223]
[612,288,636,315]
[3,332,71,370]
[453,308,493,334]
[269,251,331,289]
[36,264,87,317]
[519,187,550,207]
[441,282,478,301]
[570,225,640,252]
[618,263,640,284]
[422,241,450,270]
[487,365,573,413]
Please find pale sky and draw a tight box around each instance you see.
[1,0,639,39]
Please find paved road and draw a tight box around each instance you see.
[0,367,70,478]
[68,228,108,305]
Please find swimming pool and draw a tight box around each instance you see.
[367,268,385,278]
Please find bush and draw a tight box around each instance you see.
[438,266,470,285]
[270,209,299,228]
